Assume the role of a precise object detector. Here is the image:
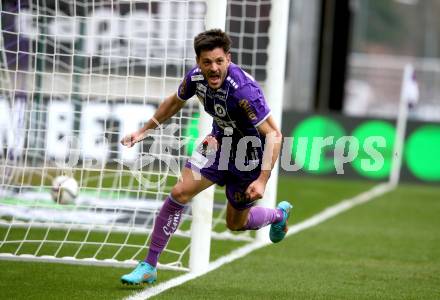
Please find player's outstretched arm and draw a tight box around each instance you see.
[245,115,282,201]
[120,92,185,148]
[257,115,283,179]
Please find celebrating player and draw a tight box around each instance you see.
[120,29,293,285]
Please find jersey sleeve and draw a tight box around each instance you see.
[176,70,196,101]
[236,84,271,127]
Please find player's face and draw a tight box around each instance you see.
[197,47,231,89]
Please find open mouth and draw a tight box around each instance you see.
[208,74,221,86]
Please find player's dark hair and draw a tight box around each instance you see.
[194,29,232,58]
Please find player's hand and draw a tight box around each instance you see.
[201,135,218,155]
[120,132,143,148]
[245,179,266,202]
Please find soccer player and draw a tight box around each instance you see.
[120,29,292,285]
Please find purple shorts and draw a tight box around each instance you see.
[185,140,262,210]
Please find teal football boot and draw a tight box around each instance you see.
[269,201,293,243]
[121,261,157,285]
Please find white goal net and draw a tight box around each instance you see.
[0,0,286,271]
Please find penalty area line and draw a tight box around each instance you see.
[125,182,395,300]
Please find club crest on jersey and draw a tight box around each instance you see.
[214,103,227,117]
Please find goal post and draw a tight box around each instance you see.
[0,0,288,272]
[189,0,227,275]
[256,0,290,242]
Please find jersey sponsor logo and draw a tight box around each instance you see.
[215,93,227,101]
[214,103,227,117]
[195,83,207,99]
[196,83,207,93]
[191,74,204,81]
[239,99,257,121]
[214,88,228,101]
[214,116,236,129]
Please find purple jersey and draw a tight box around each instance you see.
[177,63,271,140]
[180,64,270,210]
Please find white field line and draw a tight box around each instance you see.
[126,183,395,300]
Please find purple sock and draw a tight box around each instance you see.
[145,196,185,267]
[244,206,284,230]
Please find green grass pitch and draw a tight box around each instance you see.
[1,176,439,299]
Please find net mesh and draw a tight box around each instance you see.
[0,0,273,269]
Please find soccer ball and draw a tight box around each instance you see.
[51,176,79,205]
